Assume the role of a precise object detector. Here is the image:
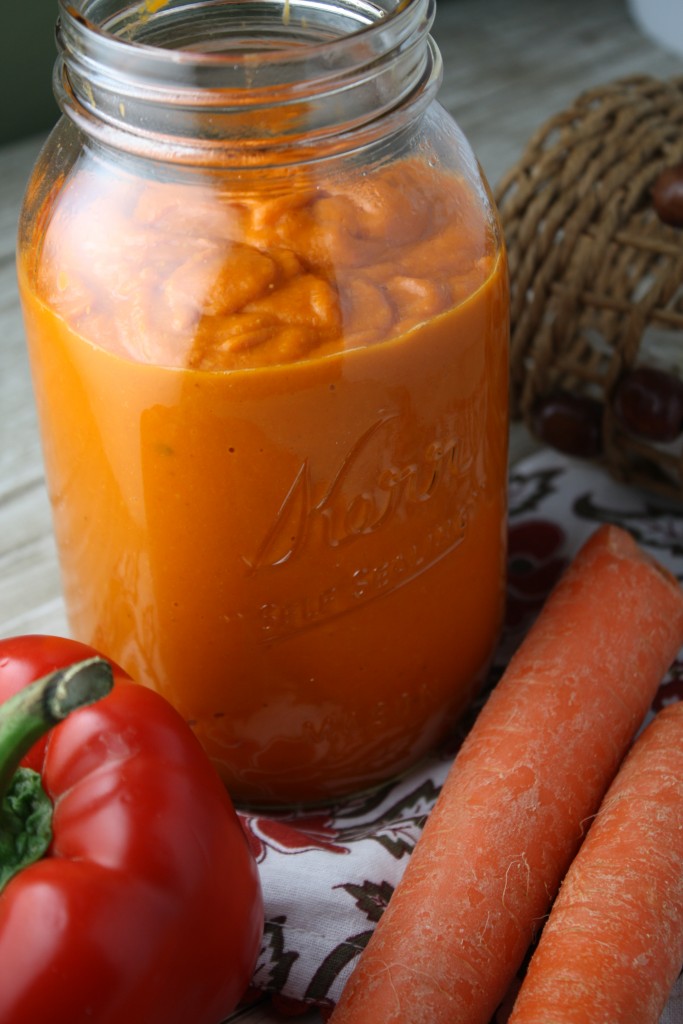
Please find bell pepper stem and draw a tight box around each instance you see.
[0,657,114,803]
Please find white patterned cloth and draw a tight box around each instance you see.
[240,449,683,1020]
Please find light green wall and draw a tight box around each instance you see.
[1,1,60,144]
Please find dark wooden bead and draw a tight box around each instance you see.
[532,392,603,458]
[613,366,683,443]
[652,163,683,228]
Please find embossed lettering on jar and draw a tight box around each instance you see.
[17,0,510,805]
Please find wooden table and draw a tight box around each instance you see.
[2,0,682,1020]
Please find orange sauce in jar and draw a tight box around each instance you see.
[18,153,508,805]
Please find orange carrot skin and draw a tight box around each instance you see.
[507,701,683,1024]
[329,525,683,1024]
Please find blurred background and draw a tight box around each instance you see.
[3,0,683,147]
[1,0,59,145]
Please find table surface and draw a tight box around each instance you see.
[2,0,683,1020]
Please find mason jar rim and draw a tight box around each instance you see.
[57,0,426,69]
[54,0,441,167]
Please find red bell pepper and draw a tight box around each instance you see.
[0,634,263,1024]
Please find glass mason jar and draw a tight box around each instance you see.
[17,0,509,806]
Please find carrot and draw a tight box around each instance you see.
[507,700,683,1023]
[328,524,683,1024]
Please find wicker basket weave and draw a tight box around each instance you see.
[495,75,683,501]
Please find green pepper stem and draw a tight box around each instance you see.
[0,658,114,804]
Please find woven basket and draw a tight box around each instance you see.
[495,75,683,501]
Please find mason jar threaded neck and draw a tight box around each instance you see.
[54,0,441,166]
